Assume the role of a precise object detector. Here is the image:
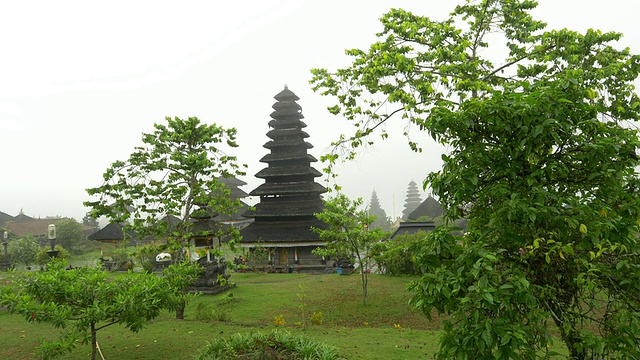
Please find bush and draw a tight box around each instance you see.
[310,312,323,325]
[371,231,429,275]
[194,330,345,360]
[194,293,234,322]
[36,245,70,267]
[109,247,135,271]
[134,243,166,273]
[8,236,40,267]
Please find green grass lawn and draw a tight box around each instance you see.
[0,271,569,359]
[0,272,442,359]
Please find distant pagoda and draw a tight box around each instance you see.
[402,180,422,220]
[240,86,328,272]
[216,176,252,227]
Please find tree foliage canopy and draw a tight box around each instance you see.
[311,0,640,358]
[85,116,246,251]
[55,218,88,254]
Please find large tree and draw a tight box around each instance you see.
[85,116,246,254]
[312,194,390,305]
[311,1,640,358]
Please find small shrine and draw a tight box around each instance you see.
[185,186,245,293]
[240,86,328,273]
[88,222,135,270]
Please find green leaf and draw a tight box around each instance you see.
[500,333,512,346]
[482,292,494,304]
[579,224,587,234]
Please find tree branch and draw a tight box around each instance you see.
[95,320,119,332]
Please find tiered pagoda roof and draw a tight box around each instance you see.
[240,86,327,245]
[216,176,251,223]
[403,180,423,220]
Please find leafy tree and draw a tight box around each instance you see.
[55,218,88,254]
[8,235,40,267]
[85,116,245,257]
[85,116,244,319]
[312,194,390,305]
[0,259,201,360]
[162,260,204,320]
[311,1,640,358]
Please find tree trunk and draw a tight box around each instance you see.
[176,301,185,320]
[91,323,97,360]
[549,302,584,360]
[563,329,586,360]
[360,267,368,305]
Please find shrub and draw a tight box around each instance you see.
[371,231,428,275]
[273,314,286,327]
[310,312,323,325]
[134,243,166,273]
[194,293,234,322]
[109,246,135,271]
[36,245,70,267]
[194,330,345,360]
[8,236,40,267]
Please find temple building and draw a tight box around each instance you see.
[216,176,252,229]
[240,86,327,273]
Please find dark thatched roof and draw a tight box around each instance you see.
[263,139,313,149]
[215,176,249,199]
[13,212,34,222]
[243,199,323,218]
[267,116,305,126]
[191,218,232,236]
[0,211,14,227]
[273,86,300,101]
[239,218,327,244]
[218,176,247,187]
[88,223,134,242]
[4,218,66,238]
[270,100,303,120]
[158,214,182,227]
[266,128,309,139]
[255,166,322,179]
[390,222,436,239]
[249,182,326,197]
[408,196,444,220]
[259,153,318,163]
[215,200,251,222]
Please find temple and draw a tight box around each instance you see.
[239,86,328,273]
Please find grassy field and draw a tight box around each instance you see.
[0,270,570,359]
[0,271,443,359]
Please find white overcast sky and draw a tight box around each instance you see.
[1,0,638,222]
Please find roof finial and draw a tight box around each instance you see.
[284,84,288,90]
